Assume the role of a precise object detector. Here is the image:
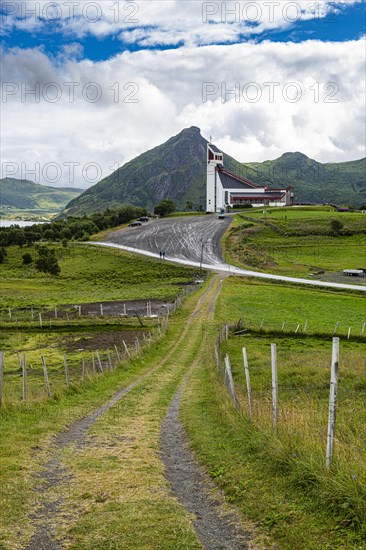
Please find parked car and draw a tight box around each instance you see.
[138,216,149,222]
[128,221,142,227]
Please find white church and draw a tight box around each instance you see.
[206,142,294,213]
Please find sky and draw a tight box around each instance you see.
[1,0,365,188]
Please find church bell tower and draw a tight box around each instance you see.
[206,142,224,213]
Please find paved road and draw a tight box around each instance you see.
[106,216,231,265]
[93,216,366,292]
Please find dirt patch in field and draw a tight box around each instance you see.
[44,299,174,319]
[61,329,150,351]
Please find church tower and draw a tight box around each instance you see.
[206,142,224,213]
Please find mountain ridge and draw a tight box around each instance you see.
[0,178,83,211]
[59,127,365,215]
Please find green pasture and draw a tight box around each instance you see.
[182,332,366,549]
[224,207,366,277]
[216,278,365,336]
[0,243,198,308]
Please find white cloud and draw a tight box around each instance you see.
[1,1,363,46]
[1,38,365,187]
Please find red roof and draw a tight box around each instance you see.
[217,166,260,188]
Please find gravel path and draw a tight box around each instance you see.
[161,389,252,550]
[23,367,159,550]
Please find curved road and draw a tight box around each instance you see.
[93,216,365,292]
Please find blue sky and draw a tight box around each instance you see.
[1,1,365,60]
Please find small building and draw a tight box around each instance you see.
[343,269,365,277]
[206,142,294,213]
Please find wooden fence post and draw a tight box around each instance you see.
[224,354,239,410]
[303,319,308,333]
[81,356,86,381]
[0,352,4,406]
[295,324,300,333]
[135,338,140,354]
[122,340,130,358]
[260,319,264,331]
[271,343,278,430]
[281,321,286,333]
[41,356,52,398]
[333,322,338,335]
[64,354,70,388]
[96,350,103,372]
[22,354,27,402]
[114,345,120,362]
[361,322,365,336]
[107,349,113,370]
[347,327,351,339]
[39,312,43,328]
[326,337,340,468]
[100,303,104,316]
[91,352,96,373]
[242,347,252,420]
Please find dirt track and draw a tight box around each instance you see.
[106,216,231,265]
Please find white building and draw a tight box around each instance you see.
[206,142,294,213]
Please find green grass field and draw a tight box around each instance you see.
[0,243,198,308]
[225,207,366,278]
[181,275,366,549]
[215,278,365,336]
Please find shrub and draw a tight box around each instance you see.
[154,199,176,217]
[22,252,33,265]
[35,246,60,276]
[0,247,7,264]
[330,219,343,236]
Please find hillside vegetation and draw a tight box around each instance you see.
[224,206,366,280]
[0,178,83,215]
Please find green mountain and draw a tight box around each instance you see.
[63,127,365,216]
[0,178,83,212]
[241,153,366,206]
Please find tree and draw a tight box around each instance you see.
[330,219,343,236]
[35,246,61,276]
[22,252,33,265]
[0,248,7,264]
[186,201,193,211]
[154,199,176,217]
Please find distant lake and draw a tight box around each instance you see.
[0,220,49,228]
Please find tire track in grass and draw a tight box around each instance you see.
[161,275,255,550]
[22,276,221,550]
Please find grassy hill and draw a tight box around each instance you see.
[62,127,365,216]
[241,153,366,206]
[0,178,83,216]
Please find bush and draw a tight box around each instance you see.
[330,219,343,236]
[22,252,33,265]
[35,246,60,276]
[0,247,7,264]
[154,199,176,217]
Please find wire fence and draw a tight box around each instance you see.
[0,316,170,406]
[215,325,366,470]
